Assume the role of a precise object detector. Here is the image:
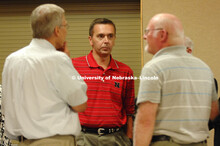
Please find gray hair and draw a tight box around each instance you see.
[184,36,193,51]
[30,4,65,38]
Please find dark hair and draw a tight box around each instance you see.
[89,18,116,36]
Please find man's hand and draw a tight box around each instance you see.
[57,41,70,57]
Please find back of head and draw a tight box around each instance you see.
[89,18,116,36]
[31,4,65,39]
[150,13,185,46]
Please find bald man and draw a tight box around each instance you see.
[134,13,219,146]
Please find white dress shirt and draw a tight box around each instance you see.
[2,38,87,140]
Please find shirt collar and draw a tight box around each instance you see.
[86,50,119,69]
[153,45,187,58]
[30,38,56,51]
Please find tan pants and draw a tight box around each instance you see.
[18,135,76,146]
[76,130,131,146]
[150,140,207,146]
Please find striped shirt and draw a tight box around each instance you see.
[137,46,218,144]
[72,51,135,128]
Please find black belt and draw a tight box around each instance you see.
[81,126,122,136]
[18,136,27,142]
[151,135,207,144]
[151,135,171,142]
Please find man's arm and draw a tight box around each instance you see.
[71,102,87,112]
[134,101,158,146]
[123,70,135,139]
[210,100,219,121]
[57,41,70,57]
[126,115,133,139]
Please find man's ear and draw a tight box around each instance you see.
[88,36,93,46]
[54,26,60,37]
[160,30,168,42]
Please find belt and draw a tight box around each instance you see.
[18,136,27,142]
[81,126,122,136]
[151,135,171,142]
[151,135,207,144]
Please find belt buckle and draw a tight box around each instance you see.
[97,128,105,136]
[18,136,25,142]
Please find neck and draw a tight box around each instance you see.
[92,51,111,70]
[46,36,57,48]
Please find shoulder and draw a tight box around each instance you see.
[72,56,86,63]
[191,56,210,67]
[6,47,26,60]
[114,59,133,74]
[72,56,88,69]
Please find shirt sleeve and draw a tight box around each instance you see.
[52,55,88,107]
[123,69,135,115]
[137,64,161,105]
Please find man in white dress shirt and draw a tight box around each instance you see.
[2,4,87,146]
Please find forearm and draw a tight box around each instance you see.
[133,102,158,146]
[210,100,219,120]
[71,102,87,112]
[134,112,155,146]
[126,115,133,139]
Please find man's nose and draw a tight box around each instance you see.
[103,36,109,43]
[143,34,147,40]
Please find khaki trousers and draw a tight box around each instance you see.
[150,140,207,146]
[18,135,76,146]
[76,130,131,146]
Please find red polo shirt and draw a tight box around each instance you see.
[72,51,135,128]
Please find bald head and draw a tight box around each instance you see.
[148,13,184,46]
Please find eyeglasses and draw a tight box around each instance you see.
[60,23,69,29]
[144,28,163,36]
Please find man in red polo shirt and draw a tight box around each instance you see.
[72,18,135,146]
